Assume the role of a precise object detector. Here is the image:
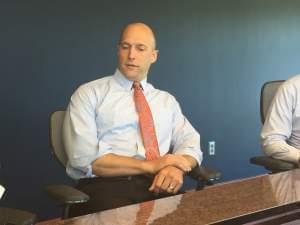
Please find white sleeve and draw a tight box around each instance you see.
[170,99,203,166]
[0,184,5,199]
[63,85,110,177]
[262,142,300,163]
[261,80,299,163]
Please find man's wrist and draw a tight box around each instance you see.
[141,160,156,174]
[182,155,197,169]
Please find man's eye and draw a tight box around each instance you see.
[121,44,130,49]
[136,45,146,51]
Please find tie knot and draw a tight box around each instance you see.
[133,81,142,90]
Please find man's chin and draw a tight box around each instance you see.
[122,71,142,81]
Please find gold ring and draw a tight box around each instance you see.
[169,186,174,190]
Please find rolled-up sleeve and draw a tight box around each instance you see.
[63,85,109,178]
[170,99,203,166]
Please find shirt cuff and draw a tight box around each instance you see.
[174,148,203,166]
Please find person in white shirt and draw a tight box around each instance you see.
[261,75,300,165]
[0,184,5,199]
[63,22,202,216]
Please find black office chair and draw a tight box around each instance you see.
[0,185,36,225]
[46,110,221,218]
[250,80,297,173]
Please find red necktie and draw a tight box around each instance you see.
[133,81,159,225]
[135,200,155,225]
[133,81,160,160]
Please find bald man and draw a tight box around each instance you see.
[63,22,202,217]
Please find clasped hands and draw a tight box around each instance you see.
[147,154,192,194]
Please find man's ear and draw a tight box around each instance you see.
[151,49,159,63]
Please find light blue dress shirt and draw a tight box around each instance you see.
[63,69,202,179]
[261,75,300,163]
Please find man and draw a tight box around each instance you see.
[261,75,300,165]
[63,22,202,216]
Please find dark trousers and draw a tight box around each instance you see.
[69,175,177,218]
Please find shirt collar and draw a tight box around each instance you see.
[113,69,148,91]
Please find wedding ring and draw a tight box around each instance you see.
[169,185,175,190]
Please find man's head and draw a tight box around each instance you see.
[117,23,158,81]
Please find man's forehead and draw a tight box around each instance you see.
[120,37,154,49]
[120,23,156,48]
[120,40,148,46]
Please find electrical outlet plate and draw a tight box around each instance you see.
[209,141,215,155]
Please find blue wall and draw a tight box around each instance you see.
[1,0,300,221]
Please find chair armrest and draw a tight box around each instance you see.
[45,184,90,205]
[250,156,297,172]
[0,207,36,225]
[188,165,221,185]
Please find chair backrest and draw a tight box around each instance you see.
[260,80,285,124]
[49,111,68,168]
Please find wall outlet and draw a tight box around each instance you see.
[209,141,215,155]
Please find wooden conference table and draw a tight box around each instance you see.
[38,169,300,225]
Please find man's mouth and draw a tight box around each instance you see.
[126,64,138,68]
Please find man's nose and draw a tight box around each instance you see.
[128,47,136,59]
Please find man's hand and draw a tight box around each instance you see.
[149,166,184,194]
[146,154,192,174]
